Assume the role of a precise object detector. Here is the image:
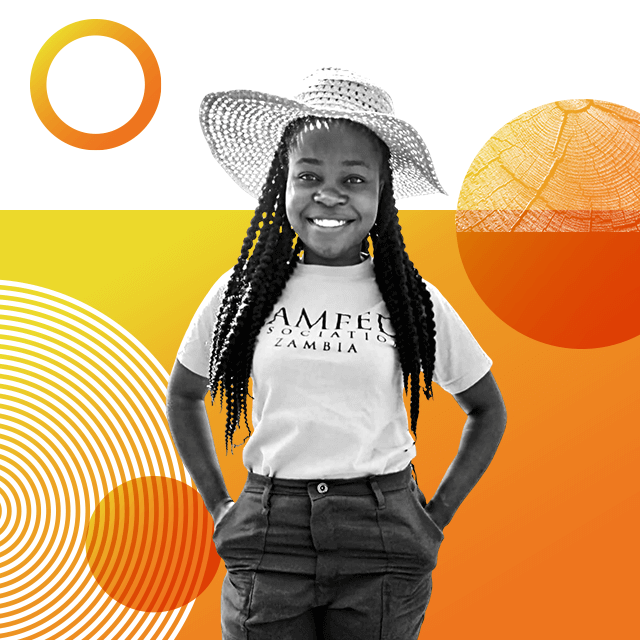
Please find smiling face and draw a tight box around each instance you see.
[285,120,384,266]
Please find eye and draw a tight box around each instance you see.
[297,173,319,182]
[345,176,365,184]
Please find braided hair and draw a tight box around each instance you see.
[208,117,437,451]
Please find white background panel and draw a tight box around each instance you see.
[1,0,638,210]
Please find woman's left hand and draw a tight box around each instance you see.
[425,500,447,532]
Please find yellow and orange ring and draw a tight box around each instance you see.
[30,19,161,150]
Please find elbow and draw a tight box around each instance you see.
[470,399,507,440]
[496,395,507,428]
[491,400,508,448]
[490,395,507,434]
[165,387,178,421]
[497,402,507,437]
[165,370,181,417]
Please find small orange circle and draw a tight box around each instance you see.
[85,477,220,612]
[30,20,161,150]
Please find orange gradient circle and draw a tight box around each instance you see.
[457,99,640,349]
[85,477,219,612]
[30,20,161,150]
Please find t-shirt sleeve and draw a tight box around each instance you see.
[176,270,234,379]
[425,281,493,395]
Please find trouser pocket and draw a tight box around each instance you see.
[378,483,444,573]
[410,480,445,542]
[213,490,269,572]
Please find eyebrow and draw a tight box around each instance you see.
[294,157,372,168]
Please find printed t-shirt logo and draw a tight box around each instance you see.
[264,306,396,353]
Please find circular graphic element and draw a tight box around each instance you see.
[0,281,214,640]
[456,100,640,348]
[86,477,218,612]
[30,20,161,150]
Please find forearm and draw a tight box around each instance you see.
[166,393,232,521]
[428,404,507,529]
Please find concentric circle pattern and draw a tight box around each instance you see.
[0,282,217,639]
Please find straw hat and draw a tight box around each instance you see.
[199,68,446,200]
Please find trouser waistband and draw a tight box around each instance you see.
[246,465,413,511]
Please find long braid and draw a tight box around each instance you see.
[208,130,301,450]
[209,116,437,449]
[371,168,437,438]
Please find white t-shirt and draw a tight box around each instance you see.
[177,258,492,479]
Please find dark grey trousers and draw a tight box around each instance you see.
[213,466,444,640]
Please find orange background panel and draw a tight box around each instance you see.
[1,210,638,639]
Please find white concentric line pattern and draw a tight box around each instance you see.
[0,281,192,640]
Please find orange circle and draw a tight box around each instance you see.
[30,20,161,150]
[456,99,640,349]
[85,477,220,612]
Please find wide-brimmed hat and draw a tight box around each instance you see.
[199,68,446,200]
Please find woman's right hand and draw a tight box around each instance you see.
[212,498,235,528]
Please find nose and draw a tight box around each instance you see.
[313,188,347,207]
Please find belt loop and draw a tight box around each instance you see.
[369,478,386,509]
[261,477,273,514]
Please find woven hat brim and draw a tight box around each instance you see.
[200,90,447,200]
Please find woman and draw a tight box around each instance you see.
[167,69,507,640]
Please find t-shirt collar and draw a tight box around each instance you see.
[295,256,374,279]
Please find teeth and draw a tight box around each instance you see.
[311,219,348,228]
